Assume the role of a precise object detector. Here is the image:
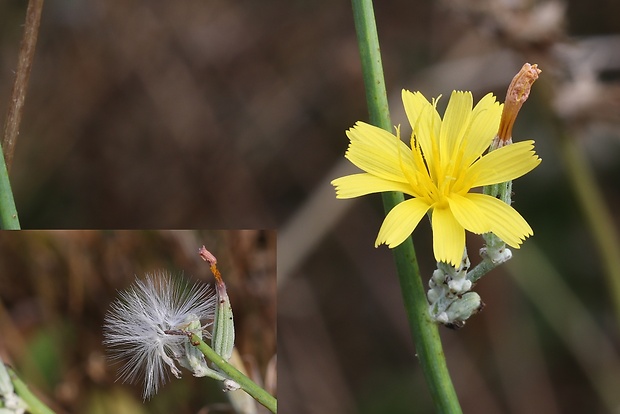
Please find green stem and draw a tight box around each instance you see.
[351,0,390,130]
[351,0,462,412]
[391,239,463,413]
[0,142,20,229]
[7,366,55,414]
[188,333,277,413]
[468,256,499,284]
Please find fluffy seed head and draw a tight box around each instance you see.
[103,271,216,400]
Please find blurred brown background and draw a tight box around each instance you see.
[0,230,276,413]
[1,0,620,413]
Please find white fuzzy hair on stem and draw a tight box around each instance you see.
[103,271,216,400]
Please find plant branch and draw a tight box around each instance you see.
[188,333,277,413]
[6,365,55,414]
[2,0,45,171]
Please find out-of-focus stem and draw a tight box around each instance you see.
[2,0,45,171]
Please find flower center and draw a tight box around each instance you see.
[437,199,449,210]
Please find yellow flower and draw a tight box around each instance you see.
[331,90,541,266]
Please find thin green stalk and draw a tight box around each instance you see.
[391,239,462,413]
[468,256,500,284]
[7,366,55,414]
[351,0,462,412]
[0,142,20,229]
[351,0,390,130]
[188,333,277,413]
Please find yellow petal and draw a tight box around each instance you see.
[331,173,415,199]
[467,193,533,247]
[402,90,440,162]
[467,140,541,187]
[431,206,466,266]
[440,91,473,162]
[447,193,490,234]
[345,122,414,182]
[375,198,431,248]
[462,93,503,166]
[402,90,431,132]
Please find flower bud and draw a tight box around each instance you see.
[496,63,542,146]
[446,292,483,323]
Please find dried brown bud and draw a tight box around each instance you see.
[496,63,542,145]
[198,245,224,286]
[198,245,217,265]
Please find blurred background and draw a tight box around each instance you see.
[1,0,620,413]
[0,230,276,413]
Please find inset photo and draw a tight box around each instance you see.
[0,230,276,414]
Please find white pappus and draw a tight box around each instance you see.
[103,271,216,400]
